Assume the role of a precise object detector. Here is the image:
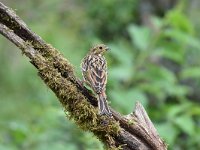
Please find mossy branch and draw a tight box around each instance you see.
[0,2,167,150]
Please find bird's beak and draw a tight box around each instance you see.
[105,46,110,51]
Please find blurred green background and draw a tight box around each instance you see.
[1,0,200,150]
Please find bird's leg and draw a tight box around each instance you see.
[77,78,85,88]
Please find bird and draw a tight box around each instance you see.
[81,44,112,116]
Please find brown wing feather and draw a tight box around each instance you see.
[81,55,107,94]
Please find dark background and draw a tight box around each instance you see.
[0,0,200,149]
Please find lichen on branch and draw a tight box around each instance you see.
[0,2,167,150]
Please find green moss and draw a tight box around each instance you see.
[2,5,125,148]
[0,12,21,30]
[128,119,135,125]
[13,36,121,149]
[27,49,121,149]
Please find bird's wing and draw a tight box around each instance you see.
[86,55,107,94]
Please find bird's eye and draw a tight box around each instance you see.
[99,46,102,49]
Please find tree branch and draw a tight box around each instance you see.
[0,2,167,150]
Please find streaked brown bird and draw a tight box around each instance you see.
[81,44,111,116]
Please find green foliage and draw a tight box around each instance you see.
[1,0,200,149]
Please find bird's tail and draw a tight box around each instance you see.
[97,93,112,116]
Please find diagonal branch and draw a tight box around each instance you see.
[0,2,167,150]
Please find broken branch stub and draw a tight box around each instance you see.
[0,2,167,150]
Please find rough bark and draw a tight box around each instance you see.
[0,2,167,150]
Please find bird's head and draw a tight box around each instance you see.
[89,44,110,55]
